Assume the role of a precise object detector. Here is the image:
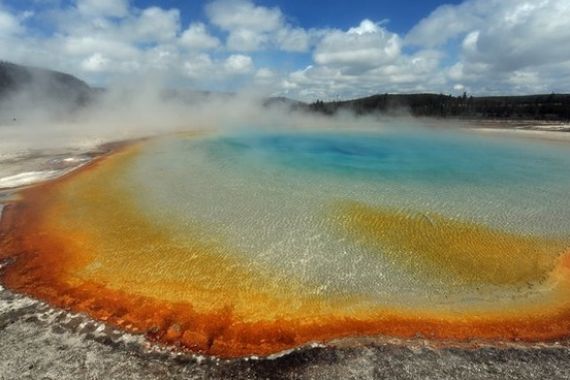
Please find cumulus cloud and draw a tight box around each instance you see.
[276,27,311,52]
[408,0,570,94]
[463,1,570,72]
[253,67,276,86]
[54,5,181,45]
[224,54,254,74]
[125,7,181,43]
[0,0,253,91]
[76,0,129,18]
[314,20,401,71]
[408,0,570,65]
[81,53,111,72]
[282,48,444,101]
[0,11,19,35]
[182,53,254,84]
[259,18,448,101]
[180,23,220,50]
[1,0,569,99]
[206,0,282,33]
[225,28,269,51]
[206,0,310,52]
[0,3,26,36]
[406,0,489,48]
[183,53,215,80]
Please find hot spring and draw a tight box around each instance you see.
[1,126,570,357]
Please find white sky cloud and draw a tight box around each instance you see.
[0,10,19,35]
[314,20,401,71]
[126,7,181,43]
[407,0,570,94]
[76,0,129,18]
[206,0,311,52]
[0,3,25,35]
[224,54,254,74]
[283,49,445,101]
[206,0,282,33]
[81,52,111,72]
[225,28,268,51]
[183,53,214,79]
[406,0,488,48]
[180,22,220,50]
[275,27,311,52]
[182,53,254,85]
[1,0,569,99]
[463,1,570,71]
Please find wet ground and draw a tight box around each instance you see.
[2,285,570,380]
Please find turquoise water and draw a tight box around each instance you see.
[115,127,570,303]
[205,129,569,186]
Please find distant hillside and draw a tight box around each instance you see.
[263,96,305,109]
[2,61,569,122]
[0,61,94,120]
[307,93,570,121]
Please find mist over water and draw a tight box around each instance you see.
[0,69,411,189]
[0,74,378,156]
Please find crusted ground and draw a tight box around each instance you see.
[2,286,570,380]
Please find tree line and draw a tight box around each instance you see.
[308,93,570,121]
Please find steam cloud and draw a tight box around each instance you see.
[0,65,395,159]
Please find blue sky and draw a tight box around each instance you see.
[142,0,465,33]
[1,0,569,99]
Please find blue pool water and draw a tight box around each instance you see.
[204,129,570,186]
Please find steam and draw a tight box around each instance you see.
[0,62,442,192]
[0,67,392,159]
